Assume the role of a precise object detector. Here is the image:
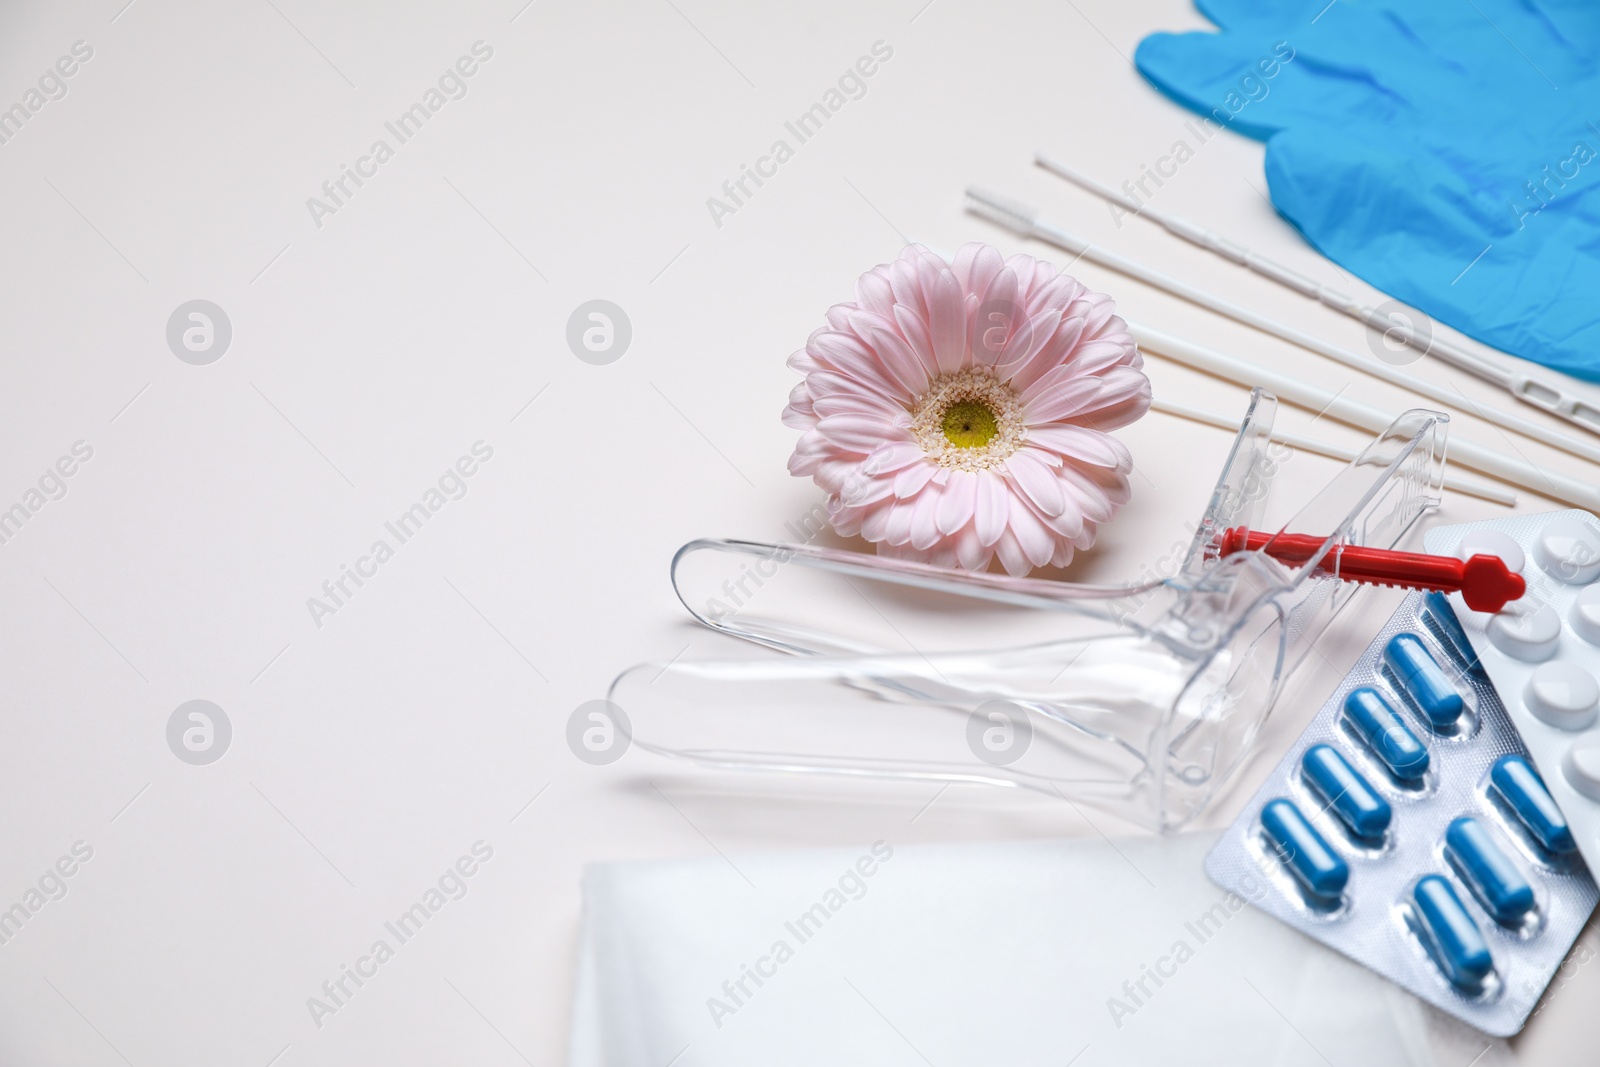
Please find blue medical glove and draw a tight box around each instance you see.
[1135,0,1600,381]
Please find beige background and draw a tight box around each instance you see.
[0,0,1594,1063]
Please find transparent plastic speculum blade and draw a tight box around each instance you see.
[612,392,1451,830]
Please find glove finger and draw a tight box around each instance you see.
[1135,32,1314,142]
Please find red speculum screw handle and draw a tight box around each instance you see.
[1218,526,1526,613]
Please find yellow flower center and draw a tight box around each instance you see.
[941,400,999,448]
[909,368,1026,471]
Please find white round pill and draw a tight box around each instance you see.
[1571,586,1600,647]
[1524,662,1600,730]
[1562,739,1600,802]
[1455,529,1526,574]
[1534,514,1600,585]
[1488,603,1561,661]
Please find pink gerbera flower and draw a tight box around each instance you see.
[784,243,1150,575]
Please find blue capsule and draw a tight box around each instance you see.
[1383,633,1465,727]
[1445,817,1536,925]
[1261,797,1349,900]
[1301,744,1391,840]
[1413,875,1494,990]
[1490,754,1576,855]
[1423,591,1483,676]
[1344,687,1430,781]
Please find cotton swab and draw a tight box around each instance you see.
[1133,323,1600,512]
[1150,397,1517,507]
[964,188,1600,468]
[1034,154,1600,439]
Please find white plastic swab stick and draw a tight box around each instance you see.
[1034,154,1600,438]
[965,188,1600,467]
[1134,323,1600,511]
[1150,396,1517,506]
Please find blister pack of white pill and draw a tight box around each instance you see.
[1206,589,1597,1036]
[1425,510,1600,877]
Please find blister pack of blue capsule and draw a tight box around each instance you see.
[1424,511,1600,881]
[1205,588,1598,1035]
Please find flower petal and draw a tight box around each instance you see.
[909,484,944,550]
[1026,446,1062,469]
[838,470,895,508]
[788,445,828,477]
[816,413,895,453]
[916,251,945,306]
[783,379,817,428]
[844,308,898,342]
[811,332,904,398]
[855,268,896,319]
[808,328,867,363]
[969,301,1013,368]
[1025,426,1131,470]
[994,308,1059,375]
[1061,367,1151,430]
[1021,376,1106,424]
[927,268,967,374]
[1018,362,1078,408]
[955,525,990,571]
[1084,393,1151,431]
[1005,494,1057,568]
[862,442,926,476]
[871,319,934,396]
[894,461,937,498]
[994,528,1030,576]
[813,391,903,419]
[781,408,814,430]
[830,506,863,538]
[888,259,927,320]
[788,347,821,376]
[1004,253,1042,288]
[1070,338,1139,378]
[1006,450,1066,517]
[974,267,1020,363]
[974,473,1010,547]
[1057,464,1124,523]
[936,469,978,535]
[1007,313,1088,394]
[1075,293,1118,337]
[953,242,998,296]
[1023,488,1085,540]
[961,243,1005,301]
[885,501,916,545]
[804,359,901,396]
[1024,270,1073,316]
[860,501,894,542]
[891,305,940,380]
